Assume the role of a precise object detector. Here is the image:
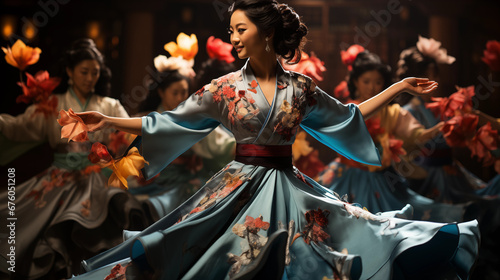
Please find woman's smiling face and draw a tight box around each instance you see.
[229,9,267,60]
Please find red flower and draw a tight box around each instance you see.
[468,122,498,163]
[104,263,129,280]
[441,114,478,147]
[305,208,330,227]
[206,36,235,63]
[213,91,222,103]
[365,117,385,138]
[108,131,131,155]
[249,80,258,88]
[16,71,61,104]
[82,165,102,175]
[238,90,246,98]
[222,85,235,99]
[341,45,365,71]
[88,142,114,165]
[482,40,500,72]
[282,52,327,83]
[194,86,205,97]
[189,207,203,214]
[333,81,350,100]
[294,150,326,179]
[388,138,406,163]
[300,208,331,245]
[34,95,58,118]
[244,215,270,234]
[426,86,475,120]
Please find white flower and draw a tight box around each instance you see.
[153,55,195,78]
[416,35,456,64]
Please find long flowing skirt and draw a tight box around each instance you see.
[73,161,478,280]
[0,166,147,279]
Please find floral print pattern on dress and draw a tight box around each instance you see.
[292,208,331,245]
[199,71,260,131]
[274,74,317,141]
[27,168,73,208]
[228,215,270,277]
[178,167,249,223]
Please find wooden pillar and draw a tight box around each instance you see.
[428,15,459,96]
[121,12,154,115]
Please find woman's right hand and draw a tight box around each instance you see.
[76,111,109,132]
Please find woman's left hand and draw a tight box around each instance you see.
[399,77,438,96]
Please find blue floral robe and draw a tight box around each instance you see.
[73,60,479,280]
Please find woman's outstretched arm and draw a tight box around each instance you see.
[358,78,438,119]
[76,111,143,136]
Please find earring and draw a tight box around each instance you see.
[265,37,270,52]
[68,78,73,85]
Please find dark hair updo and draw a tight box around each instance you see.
[347,51,392,100]
[55,38,111,96]
[141,69,190,112]
[396,46,438,80]
[228,0,308,64]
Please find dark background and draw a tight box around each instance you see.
[1,0,500,182]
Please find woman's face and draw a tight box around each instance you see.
[229,9,267,60]
[158,79,189,110]
[67,59,100,96]
[353,70,385,101]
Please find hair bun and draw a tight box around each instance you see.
[275,3,308,63]
[70,38,97,51]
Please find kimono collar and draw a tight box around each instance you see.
[68,87,93,111]
[241,58,287,81]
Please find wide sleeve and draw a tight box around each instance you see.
[0,104,50,142]
[135,89,221,179]
[392,106,424,143]
[110,99,130,118]
[300,87,381,166]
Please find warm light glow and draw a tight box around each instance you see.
[95,37,104,50]
[87,21,100,39]
[2,24,13,38]
[181,8,193,23]
[23,23,36,40]
[112,36,119,46]
[1,16,16,40]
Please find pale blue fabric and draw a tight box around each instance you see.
[75,61,479,280]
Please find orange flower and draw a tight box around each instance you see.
[17,71,61,104]
[58,109,89,142]
[244,215,270,234]
[164,32,198,61]
[206,36,234,63]
[2,39,42,70]
[108,147,148,189]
